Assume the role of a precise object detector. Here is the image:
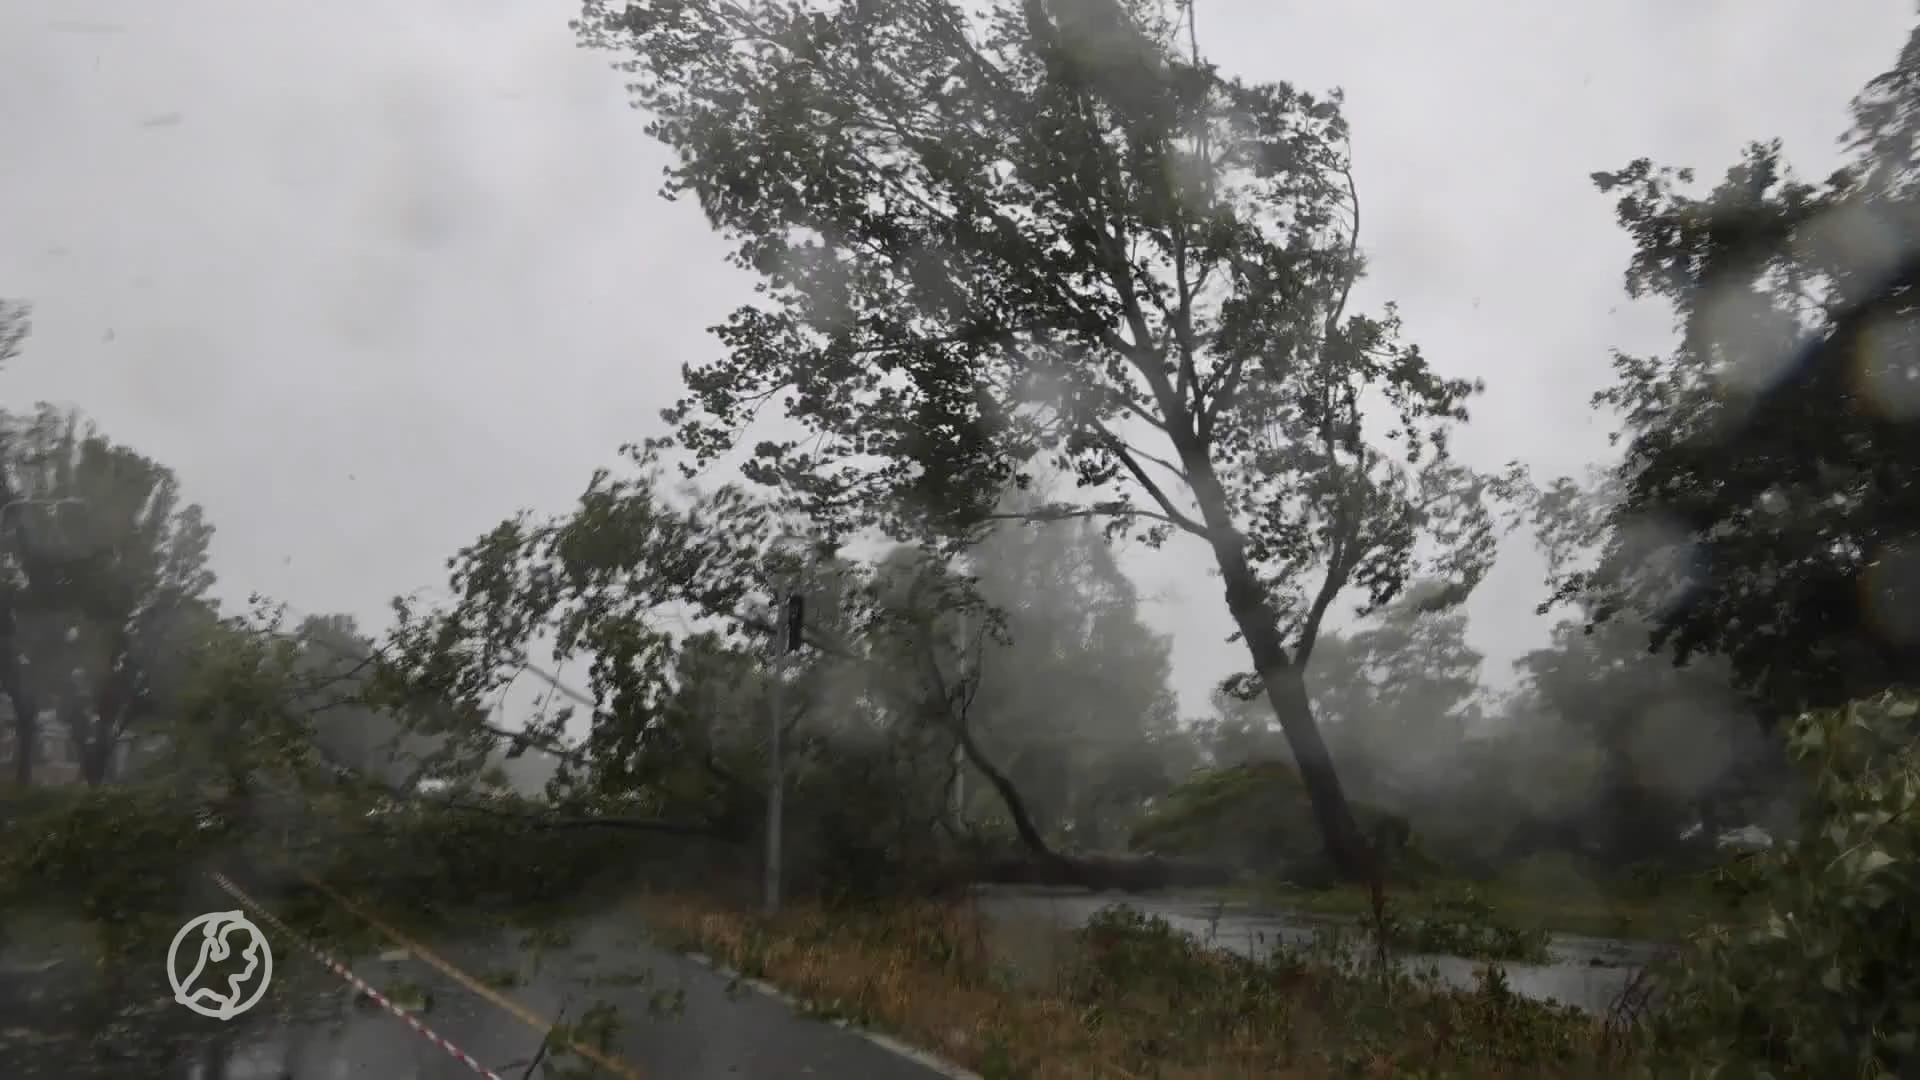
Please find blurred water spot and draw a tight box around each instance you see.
[1613,512,1702,616]
[1631,698,1736,798]
[1696,280,1801,397]
[1856,313,1920,419]
[1798,201,1909,310]
[1862,541,1920,645]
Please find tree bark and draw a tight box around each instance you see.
[1,664,33,786]
[1182,453,1379,886]
[951,715,1064,866]
[0,604,32,786]
[1257,658,1375,877]
[914,629,1068,868]
[59,694,118,787]
[78,732,114,786]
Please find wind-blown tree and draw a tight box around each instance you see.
[388,436,1212,894]
[1303,581,1486,808]
[0,405,217,784]
[1189,683,1281,768]
[859,537,1104,867]
[1503,613,1780,869]
[0,300,25,367]
[575,0,1521,881]
[964,505,1190,849]
[383,463,906,806]
[1176,583,1482,871]
[159,605,342,801]
[289,612,457,789]
[1,301,41,783]
[1560,22,1920,719]
[382,452,1091,894]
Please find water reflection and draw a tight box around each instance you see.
[975,888,1663,1014]
[0,961,484,1080]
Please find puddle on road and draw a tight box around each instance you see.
[0,946,543,1080]
[3,992,469,1079]
[1,912,691,1079]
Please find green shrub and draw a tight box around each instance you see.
[1651,690,1920,1077]
[1383,887,1554,964]
[1128,762,1409,883]
[0,786,228,946]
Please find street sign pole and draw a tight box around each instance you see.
[764,589,804,915]
[765,612,785,916]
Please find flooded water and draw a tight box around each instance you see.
[974,887,1665,1014]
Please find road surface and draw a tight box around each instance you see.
[2,890,971,1080]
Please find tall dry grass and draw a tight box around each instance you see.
[626,890,1644,1079]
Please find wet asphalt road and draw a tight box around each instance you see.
[313,912,964,1080]
[1,900,966,1080]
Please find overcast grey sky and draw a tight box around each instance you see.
[2,1,1912,718]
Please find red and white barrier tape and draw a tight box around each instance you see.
[207,871,507,1080]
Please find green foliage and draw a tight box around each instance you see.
[1495,613,1782,872]
[382,440,1204,904]
[577,0,1530,884]
[1063,905,1604,1076]
[1377,887,1553,965]
[1129,762,1407,884]
[292,612,451,788]
[0,780,678,977]
[961,504,1193,849]
[379,448,819,805]
[1563,22,1920,715]
[0,298,27,369]
[0,402,219,784]
[1650,690,1920,1077]
[541,999,626,1079]
[0,785,227,945]
[1307,584,1487,787]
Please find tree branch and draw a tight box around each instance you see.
[1094,421,1210,538]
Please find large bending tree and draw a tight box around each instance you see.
[576,0,1516,880]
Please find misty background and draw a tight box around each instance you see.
[9,4,1920,1076]
[3,2,1910,727]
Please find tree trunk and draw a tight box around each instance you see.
[951,718,1063,865]
[0,607,32,786]
[1184,454,1379,886]
[3,682,32,786]
[78,733,114,786]
[60,699,115,786]
[916,629,1068,868]
[1255,655,1377,883]
[6,710,29,786]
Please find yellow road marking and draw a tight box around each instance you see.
[228,861,647,1079]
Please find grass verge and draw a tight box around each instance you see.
[627,890,1646,1078]
[1198,875,1717,944]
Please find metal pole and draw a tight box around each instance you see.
[764,586,791,916]
[761,540,808,916]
